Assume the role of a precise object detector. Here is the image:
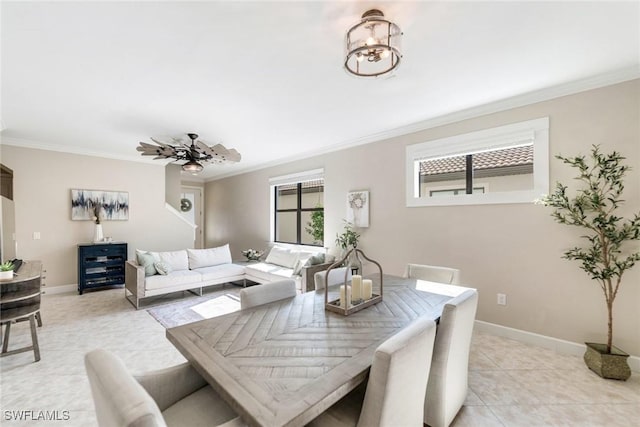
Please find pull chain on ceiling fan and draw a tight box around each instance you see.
[137,133,241,174]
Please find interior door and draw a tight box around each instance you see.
[180,186,203,249]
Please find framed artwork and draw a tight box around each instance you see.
[346,190,369,228]
[71,189,129,221]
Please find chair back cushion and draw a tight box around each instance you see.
[357,316,437,427]
[424,289,478,427]
[313,267,352,290]
[85,349,166,427]
[240,279,297,309]
[406,263,461,285]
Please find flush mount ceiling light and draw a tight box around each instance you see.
[344,9,403,78]
[137,133,241,174]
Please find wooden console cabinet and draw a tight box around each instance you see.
[77,243,127,294]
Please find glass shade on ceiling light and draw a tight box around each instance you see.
[344,9,402,78]
[182,160,204,174]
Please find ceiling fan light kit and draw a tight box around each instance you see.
[137,133,241,174]
[344,9,403,78]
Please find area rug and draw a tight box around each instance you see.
[147,288,242,328]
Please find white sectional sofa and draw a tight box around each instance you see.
[243,245,334,293]
[125,244,332,309]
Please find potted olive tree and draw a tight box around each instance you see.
[541,145,639,380]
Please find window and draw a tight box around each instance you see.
[406,117,549,206]
[270,169,324,246]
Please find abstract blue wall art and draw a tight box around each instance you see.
[71,189,129,221]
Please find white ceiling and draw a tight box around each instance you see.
[1,1,638,181]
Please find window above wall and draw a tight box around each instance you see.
[270,169,324,247]
[406,117,549,207]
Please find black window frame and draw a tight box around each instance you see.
[274,181,324,246]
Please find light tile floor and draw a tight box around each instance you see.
[1,288,638,426]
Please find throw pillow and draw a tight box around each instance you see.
[265,246,299,268]
[135,249,160,263]
[136,252,157,277]
[292,259,308,276]
[154,261,172,276]
[308,253,326,265]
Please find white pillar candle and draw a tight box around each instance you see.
[339,285,351,308]
[351,275,362,302]
[362,279,373,300]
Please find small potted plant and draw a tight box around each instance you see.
[335,221,360,252]
[242,249,264,262]
[0,261,15,280]
[540,145,639,380]
[336,221,362,274]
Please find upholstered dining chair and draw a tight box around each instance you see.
[314,267,352,290]
[424,289,479,427]
[307,316,437,427]
[239,279,296,309]
[405,263,461,285]
[84,349,245,427]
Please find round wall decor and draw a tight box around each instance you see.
[180,198,193,212]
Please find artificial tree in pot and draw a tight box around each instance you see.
[541,145,640,380]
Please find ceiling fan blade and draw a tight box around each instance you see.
[195,140,212,153]
[226,149,242,162]
[149,137,172,147]
[138,142,160,150]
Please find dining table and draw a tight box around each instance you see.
[166,274,473,427]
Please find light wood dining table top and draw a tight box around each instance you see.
[166,275,472,427]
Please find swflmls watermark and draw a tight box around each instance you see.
[3,410,71,421]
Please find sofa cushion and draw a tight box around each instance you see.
[197,263,246,282]
[244,262,295,282]
[145,270,202,291]
[187,244,232,269]
[158,250,189,271]
[136,252,157,277]
[265,246,299,268]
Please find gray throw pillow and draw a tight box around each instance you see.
[308,254,326,265]
[136,252,157,277]
[154,261,172,276]
[292,260,302,276]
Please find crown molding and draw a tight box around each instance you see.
[205,66,640,182]
[0,136,157,164]
[2,67,638,183]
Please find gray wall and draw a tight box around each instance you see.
[0,146,195,287]
[205,80,640,355]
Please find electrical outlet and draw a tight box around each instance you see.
[33,231,41,240]
[497,293,507,306]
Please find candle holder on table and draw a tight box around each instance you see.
[324,248,383,316]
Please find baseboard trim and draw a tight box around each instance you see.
[474,320,640,373]
[42,284,77,295]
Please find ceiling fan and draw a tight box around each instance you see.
[137,133,241,174]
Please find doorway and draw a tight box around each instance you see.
[180,186,204,249]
